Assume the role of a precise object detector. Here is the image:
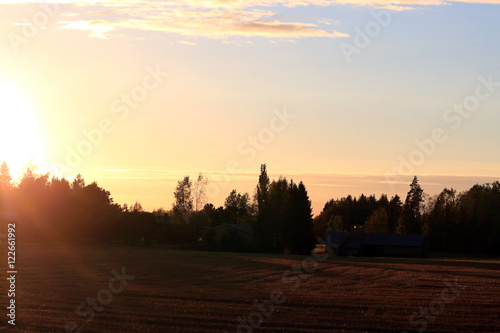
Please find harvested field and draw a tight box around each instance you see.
[1,245,499,332]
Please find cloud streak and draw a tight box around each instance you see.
[56,3,348,40]
[2,0,500,40]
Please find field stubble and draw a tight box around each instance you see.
[0,245,498,332]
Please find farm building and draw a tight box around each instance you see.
[326,231,425,258]
[200,224,256,251]
[362,233,426,257]
[326,231,362,256]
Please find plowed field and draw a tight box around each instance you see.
[1,246,499,332]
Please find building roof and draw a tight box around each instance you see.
[345,237,363,249]
[228,224,254,235]
[203,224,254,235]
[326,231,350,245]
[326,231,425,248]
[362,233,425,247]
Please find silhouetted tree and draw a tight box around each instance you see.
[426,188,456,251]
[453,182,500,254]
[267,176,290,252]
[132,201,144,213]
[193,172,208,211]
[203,203,232,228]
[365,206,389,233]
[172,176,193,225]
[120,210,158,245]
[0,162,13,223]
[16,165,51,242]
[388,195,402,234]
[378,194,389,208]
[71,173,86,191]
[46,176,73,240]
[314,192,384,237]
[79,181,120,241]
[152,207,167,216]
[0,161,12,190]
[284,181,315,254]
[190,209,211,243]
[397,176,424,234]
[255,164,272,251]
[253,167,315,253]
[224,189,252,224]
[327,215,344,232]
[203,203,218,226]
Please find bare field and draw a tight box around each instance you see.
[1,245,499,332]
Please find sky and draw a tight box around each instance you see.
[0,0,499,215]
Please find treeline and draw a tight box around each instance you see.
[2,160,498,255]
[170,164,316,254]
[0,162,315,253]
[253,164,315,254]
[314,176,500,255]
[0,162,160,244]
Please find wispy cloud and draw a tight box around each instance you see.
[2,0,500,40]
[59,19,113,39]
[1,0,499,6]
[178,40,197,46]
[57,4,348,40]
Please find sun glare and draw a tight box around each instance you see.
[0,81,45,179]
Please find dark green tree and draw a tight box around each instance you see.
[365,206,389,233]
[255,164,272,251]
[285,181,315,254]
[224,189,252,224]
[388,195,402,234]
[80,181,120,241]
[397,176,424,234]
[426,188,456,251]
[454,182,500,254]
[327,215,344,232]
[268,176,290,252]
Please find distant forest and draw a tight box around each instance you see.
[0,161,499,255]
[314,176,500,255]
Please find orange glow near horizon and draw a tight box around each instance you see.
[0,80,46,179]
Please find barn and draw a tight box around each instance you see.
[326,231,362,256]
[361,233,426,258]
[326,231,425,258]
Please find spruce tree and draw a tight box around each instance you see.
[397,176,424,234]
